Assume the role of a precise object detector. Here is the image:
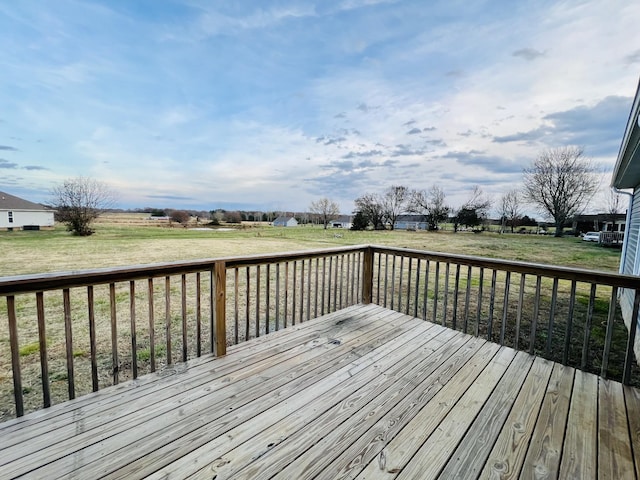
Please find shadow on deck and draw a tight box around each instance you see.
[1,304,638,479]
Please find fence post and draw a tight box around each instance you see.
[362,247,374,304]
[214,261,227,356]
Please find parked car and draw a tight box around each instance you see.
[582,231,600,242]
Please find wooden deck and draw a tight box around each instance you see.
[1,304,639,479]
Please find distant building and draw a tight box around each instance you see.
[394,215,428,231]
[330,215,353,229]
[272,216,298,227]
[0,191,55,231]
[571,213,626,234]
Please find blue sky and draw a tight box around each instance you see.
[1,0,639,214]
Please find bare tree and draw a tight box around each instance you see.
[498,189,522,233]
[381,185,409,230]
[523,146,599,237]
[169,210,191,226]
[309,198,340,229]
[410,185,450,230]
[354,193,386,230]
[606,189,624,216]
[50,176,115,236]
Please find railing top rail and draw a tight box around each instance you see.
[0,245,369,296]
[370,245,640,289]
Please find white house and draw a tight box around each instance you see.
[394,215,428,231]
[330,215,353,229]
[272,216,298,227]
[611,77,640,360]
[0,191,55,230]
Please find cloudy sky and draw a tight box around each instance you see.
[0,0,639,214]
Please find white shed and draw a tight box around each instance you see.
[0,191,55,230]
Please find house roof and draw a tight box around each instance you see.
[395,215,427,222]
[332,215,352,223]
[612,78,640,189]
[273,216,296,223]
[0,191,50,211]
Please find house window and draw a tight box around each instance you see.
[8,211,13,223]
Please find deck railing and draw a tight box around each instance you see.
[1,244,639,420]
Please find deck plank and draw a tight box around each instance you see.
[598,379,635,479]
[50,310,435,479]
[520,363,574,480]
[478,356,554,480]
[273,337,491,480]
[0,304,638,480]
[625,385,640,477]
[558,369,599,479]
[6,307,415,478]
[154,324,466,479]
[395,348,523,479]
[0,303,379,437]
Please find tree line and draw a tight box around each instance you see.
[50,146,605,237]
[313,146,604,237]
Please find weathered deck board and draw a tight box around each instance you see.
[1,304,639,480]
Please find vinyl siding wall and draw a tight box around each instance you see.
[620,188,640,359]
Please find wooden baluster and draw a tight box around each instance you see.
[256,265,261,336]
[601,286,617,379]
[580,283,597,369]
[475,267,484,337]
[306,259,311,321]
[314,258,319,316]
[108,284,118,385]
[7,296,23,416]
[433,262,440,324]
[413,258,420,318]
[36,292,51,406]
[422,259,430,321]
[196,272,202,356]
[292,261,297,324]
[164,277,171,365]
[622,289,639,384]
[284,261,289,327]
[488,270,497,341]
[245,267,250,340]
[463,265,472,333]
[530,275,542,355]
[266,264,271,333]
[451,264,459,329]
[233,269,239,345]
[443,263,450,327]
[181,275,187,362]
[130,281,138,378]
[275,263,280,331]
[321,257,326,315]
[545,278,559,358]
[87,287,99,388]
[147,278,156,372]
[500,272,511,345]
[390,255,397,311]
[515,274,526,350]
[563,280,577,365]
[300,259,305,323]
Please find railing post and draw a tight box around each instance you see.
[362,247,374,304]
[214,261,227,356]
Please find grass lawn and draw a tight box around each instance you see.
[0,219,622,276]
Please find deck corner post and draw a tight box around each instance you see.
[214,261,227,357]
[362,247,374,304]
